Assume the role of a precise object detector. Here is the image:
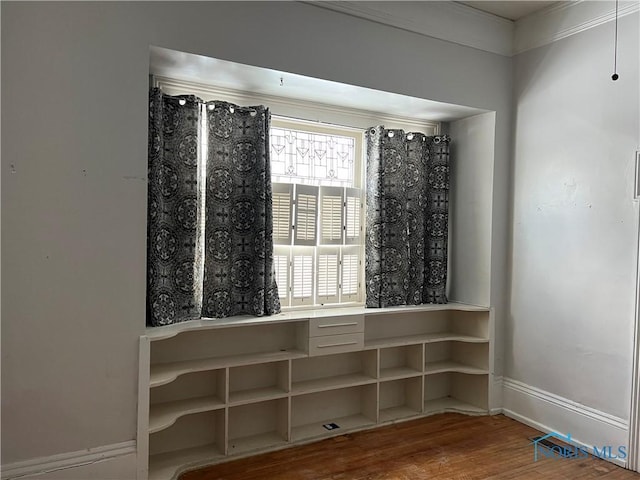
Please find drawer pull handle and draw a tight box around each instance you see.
[317,341,359,348]
[318,322,359,328]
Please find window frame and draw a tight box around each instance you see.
[270,118,366,310]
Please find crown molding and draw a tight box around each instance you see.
[305,1,639,58]
[306,1,514,57]
[514,0,640,55]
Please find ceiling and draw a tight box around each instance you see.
[458,1,560,21]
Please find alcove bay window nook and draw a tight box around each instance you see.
[144,106,467,479]
[140,67,497,480]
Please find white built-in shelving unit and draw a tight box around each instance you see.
[138,303,492,480]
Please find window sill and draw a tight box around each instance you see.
[144,302,490,341]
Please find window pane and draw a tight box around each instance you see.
[319,186,344,245]
[270,127,355,187]
[272,184,293,245]
[317,253,338,297]
[270,120,363,309]
[345,195,360,239]
[342,252,359,296]
[296,193,317,242]
[292,254,314,299]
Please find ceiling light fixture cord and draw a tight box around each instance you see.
[612,0,619,81]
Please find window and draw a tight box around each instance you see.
[270,119,364,308]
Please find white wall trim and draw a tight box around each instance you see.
[504,377,628,429]
[1,441,136,480]
[502,377,629,467]
[628,202,640,472]
[514,0,640,55]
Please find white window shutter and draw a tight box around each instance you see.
[291,247,315,305]
[273,246,291,307]
[316,247,340,304]
[344,187,362,245]
[272,183,293,245]
[341,246,361,302]
[319,186,344,245]
[293,185,318,246]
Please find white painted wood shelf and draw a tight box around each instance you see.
[379,405,422,423]
[365,332,487,349]
[139,303,492,480]
[149,396,225,434]
[149,445,225,480]
[291,414,376,443]
[228,387,288,406]
[291,373,376,395]
[424,360,488,375]
[379,366,423,381]
[150,350,306,388]
[424,396,487,415]
[228,432,287,455]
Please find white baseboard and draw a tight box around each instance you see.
[1,441,137,480]
[502,377,629,468]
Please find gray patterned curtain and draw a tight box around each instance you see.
[147,89,204,326]
[147,91,280,326]
[365,126,450,308]
[202,101,281,318]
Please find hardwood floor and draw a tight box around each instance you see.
[180,414,640,480]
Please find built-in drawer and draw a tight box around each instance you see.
[308,332,364,356]
[309,315,364,337]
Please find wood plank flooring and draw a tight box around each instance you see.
[180,414,640,480]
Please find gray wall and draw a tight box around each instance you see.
[450,112,496,308]
[1,2,512,464]
[508,12,639,419]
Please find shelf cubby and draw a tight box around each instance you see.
[149,369,226,434]
[150,349,305,388]
[424,341,488,375]
[379,377,423,422]
[148,410,225,480]
[228,399,289,455]
[150,322,306,387]
[424,372,488,415]
[290,385,377,442]
[291,351,377,395]
[365,310,489,348]
[228,361,289,405]
[379,345,423,380]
